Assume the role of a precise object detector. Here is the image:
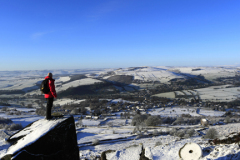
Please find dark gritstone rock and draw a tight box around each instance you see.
[2,116,79,160]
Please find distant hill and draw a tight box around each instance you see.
[0,66,239,97]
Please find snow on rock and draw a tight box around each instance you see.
[8,118,66,142]
[3,116,79,160]
[179,143,202,160]
[104,143,143,160]
[145,147,153,160]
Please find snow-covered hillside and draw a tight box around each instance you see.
[0,69,106,91]
[153,84,240,102]
[99,66,185,84]
[56,78,103,92]
[0,66,239,96]
[95,66,239,83]
[173,67,237,80]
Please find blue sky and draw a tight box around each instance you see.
[0,0,239,71]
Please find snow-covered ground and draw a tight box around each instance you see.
[0,67,240,159]
[195,85,240,102]
[79,123,240,160]
[96,66,239,84]
[0,69,106,97]
[55,76,71,83]
[154,85,240,102]
[11,116,44,128]
[26,78,103,96]
[101,66,185,84]
[54,98,85,106]
[148,107,225,117]
[56,78,103,92]
[0,69,106,81]
[0,108,239,159]
[0,78,42,92]
[174,67,237,81]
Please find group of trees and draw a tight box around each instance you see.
[0,117,22,131]
[172,116,201,125]
[131,114,162,126]
[0,90,24,95]
[203,128,219,139]
[170,128,195,138]
[58,81,119,98]
[120,112,131,119]
[0,102,10,106]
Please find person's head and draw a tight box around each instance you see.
[48,73,53,78]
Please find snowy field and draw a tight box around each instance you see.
[101,67,185,84]
[0,69,106,96]
[0,67,240,159]
[0,69,106,81]
[78,124,240,160]
[0,78,42,92]
[0,67,239,97]
[153,85,240,102]
[54,99,85,106]
[195,85,240,102]
[77,128,133,144]
[148,107,225,117]
[198,109,225,117]
[56,78,103,92]
[0,106,239,160]
[55,76,71,83]
[174,67,237,81]
[26,78,103,96]
[153,92,175,99]
[149,107,199,117]
[97,66,239,85]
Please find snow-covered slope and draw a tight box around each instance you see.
[174,67,237,80]
[0,69,106,92]
[56,78,103,92]
[99,67,185,84]
[0,66,239,95]
[95,66,239,84]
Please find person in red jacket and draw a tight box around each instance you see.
[44,73,57,119]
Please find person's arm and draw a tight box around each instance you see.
[49,80,57,98]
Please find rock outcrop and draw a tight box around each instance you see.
[101,143,150,160]
[1,116,79,160]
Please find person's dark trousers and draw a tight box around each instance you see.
[46,98,54,119]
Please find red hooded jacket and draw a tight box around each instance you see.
[44,76,57,98]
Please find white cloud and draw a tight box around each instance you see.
[30,31,54,40]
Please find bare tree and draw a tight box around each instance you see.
[204,128,219,139]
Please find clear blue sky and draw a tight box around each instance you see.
[0,0,239,71]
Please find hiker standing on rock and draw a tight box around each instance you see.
[43,73,57,119]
